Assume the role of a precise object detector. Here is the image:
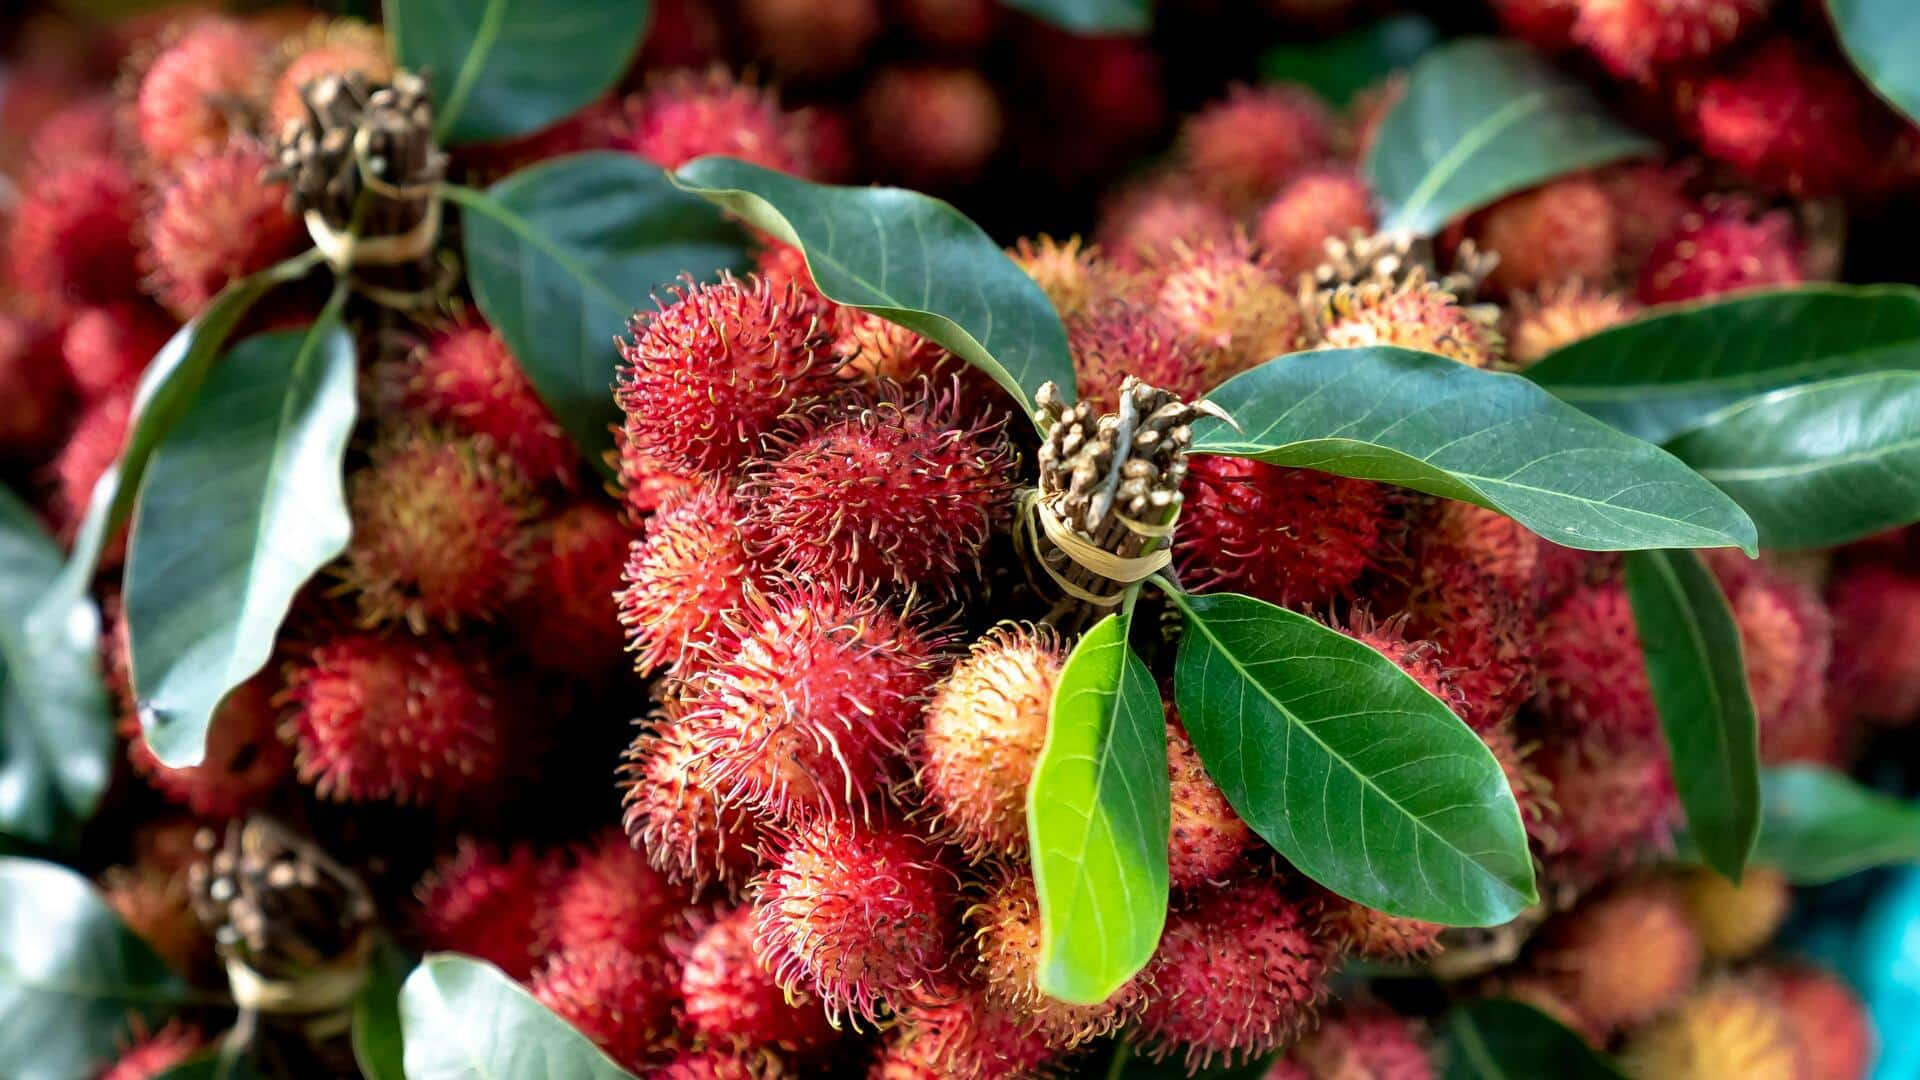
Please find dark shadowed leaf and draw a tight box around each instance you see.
[672,156,1077,417]
[1828,0,1920,125]
[1029,610,1169,1006]
[1442,999,1625,1080]
[353,938,412,1080]
[1733,765,1920,884]
[400,954,637,1079]
[999,0,1148,33]
[1194,347,1758,555]
[1259,14,1441,105]
[1162,587,1535,926]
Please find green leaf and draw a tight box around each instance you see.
[1259,15,1441,106]
[450,154,748,470]
[998,0,1149,33]
[0,857,195,1080]
[1828,0,1920,125]
[125,311,357,769]
[0,486,112,847]
[1621,549,1760,880]
[671,156,1077,417]
[1736,765,1920,884]
[353,938,412,1080]
[1365,38,1657,235]
[385,0,650,145]
[1161,587,1536,926]
[1028,610,1169,1006]
[1526,285,1920,444]
[1664,372,1920,550]
[1194,347,1759,555]
[400,954,638,1079]
[1442,999,1624,1080]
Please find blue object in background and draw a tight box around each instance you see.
[1859,868,1920,1080]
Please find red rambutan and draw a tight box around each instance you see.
[143,142,304,320]
[859,66,1003,190]
[1637,205,1803,305]
[7,155,142,313]
[876,983,1058,1080]
[968,869,1143,1048]
[1505,283,1641,367]
[1177,83,1333,210]
[1167,721,1254,890]
[1094,180,1239,270]
[1314,894,1444,963]
[1689,38,1889,198]
[545,829,683,957]
[1722,564,1834,764]
[655,1049,792,1080]
[1490,0,1582,50]
[510,503,631,679]
[740,0,882,82]
[1826,563,1920,727]
[1620,978,1804,1080]
[1677,865,1789,960]
[1288,1007,1434,1079]
[267,20,393,132]
[1176,454,1392,610]
[53,390,131,530]
[100,1020,205,1080]
[897,0,997,51]
[1067,299,1207,412]
[618,480,757,676]
[1535,581,1659,745]
[832,311,958,387]
[1408,555,1539,732]
[1256,168,1377,279]
[23,95,119,175]
[1340,615,1462,716]
[614,434,699,518]
[62,303,171,402]
[1534,738,1678,876]
[414,838,560,981]
[124,674,291,819]
[617,68,815,176]
[0,313,72,459]
[1474,177,1619,297]
[681,905,839,1055]
[1596,163,1696,271]
[1153,238,1305,380]
[1532,878,1702,1033]
[1761,965,1874,1080]
[621,713,763,893]
[386,315,576,487]
[133,18,272,169]
[531,944,678,1070]
[1573,0,1772,81]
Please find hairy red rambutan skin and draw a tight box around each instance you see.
[1761,965,1874,1080]
[1596,163,1695,271]
[1317,278,1506,369]
[875,984,1059,1079]
[1167,722,1254,891]
[741,0,881,82]
[1154,239,1305,381]
[832,311,958,388]
[143,142,304,320]
[1340,615,1465,717]
[1420,501,1540,603]
[415,838,560,981]
[267,20,392,132]
[7,155,142,313]
[621,715,763,893]
[752,241,826,309]
[0,313,72,459]
[1637,206,1803,305]
[1138,875,1330,1070]
[62,303,171,402]
[753,817,961,1025]
[1677,865,1789,960]
[100,1020,204,1080]
[531,944,679,1070]
[739,381,1017,593]
[657,1049,793,1080]
[339,428,537,632]
[1474,178,1619,297]
[1689,38,1889,198]
[1177,83,1333,210]
[860,66,1003,190]
[386,315,577,487]
[545,829,683,957]
[1532,879,1702,1033]
[677,580,943,822]
[1067,299,1207,412]
[281,632,508,804]
[1490,0,1582,50]
[1721,563,1834,764]
[617,68,815,176]
[1315,893,1443,962]
[134,19,272,169]
[510,504,630,679]
[1828,563,1920,727]
[1409,556,1539,733]
[1505,283,1641,367]
[100,862,204,977]
[124,674,291,820]
[1573,0,1772,81]
[1289,1007,1434,1079]
[1620,978,1805,1080]
[682,905,839,1055]
[1256,168,1377,279]
[1176,455,1392,610]
[1535,581,1659,745]
[618,481,756,676]
[615,273,840,479]
[54,391,131,532]
[1095,180,1239,270]
[1534,738,1677,875]
[968,870,1143,1049]
[614,435,699,518]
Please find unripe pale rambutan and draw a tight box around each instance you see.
[134,18,273,169]
[615,273,839,479]
[1536,581,1658,744]
[386,315,576,486]
[1825,563,1920,726]
[1167,722,1254,890]
[1095,180,1239,270]
[124,674,291,820]
[1677,865,1789,959]
[1176,454,1391,610]
[62,303,171,402]
[967,870,1142,1049]
[1067,300,1208,412]
[1010,236,1138,322]
[1288,1007,1434,1080]
[267,20,392,132]
[1407,555,1538,732]
[916,623,1065,860]
[6,155,142,313]
[753,817,960,1025]
[100,1020,205,1080]
[1572,0,1772,81]
[877,983,1059,1080]
[859,66,1003,190]
[618,481,756,676]
[1637,206,1803,305]
[1255,168,1377,278]
[143,142,305,320]
[677,580,943,821]
[281,633,509,804]
[510,503,631,679]
[338,428,538,632]
[1315,893,1443,962]
[1532,879,1702,1032]
[833,311,957,387]
[1534,738,1678,875]
[1177,84,1333,210]
[1315,277,1506,369]
[741,0,881,82]
[1761,965,1874,1080]
[531,944,679,1071]
[621,714,762,893]
[1473,177,1618,297]
[1689,39,1887,198]
[414,838,561,981]
[1154,239,1304,381]
[682,905,839,1055]
[100,863,204,977]
[741,381,1016,593]
[1138,875,1330,1070]
[1505,283,1641,367]
[1620,979,1804,1080]
[616,69,815,176]
[545,829,682,957]
[0,314,72,459]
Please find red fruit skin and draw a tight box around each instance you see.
[389,316,577,487]
[1711,557,1837,764]
[100,1021,204,1080]
[1532,879,1703,1033]
[1533,737,1679,877]
[1473,177,1619,297]
[1176,455,1391,611]
[1166,722,1254,891]
[622,715,763,894]
[134,18,272,169]
[143,143,305,320]
[1255,168,1376,278]
[511,503,631,679]
[877,983,1059,1080]
[897,0,997,51]
[545,829,682,957]
[618,481,756,675]
[531,944,678,1070]
[1596,163,1695,270]
[1763,965,1874,1080]
[7,155,143,314]
[1688,38,1893,198]
[1067,300,1208,412]
[1490,0,1582,49]
[860,66,1003,190]
[1315,894,1443,962]
[617,69,816,176]
[1638,206,1804,305]
[1573,0,1773,81]
[1536,581,1659,745]
[655,1049,793,1079]
[62,303,172,402]
[123,674,291,820]
[1828,563,1920,727]
[415,839,560,981]
[1289,1007,1435,1079]
[24,94,119,175]
[1341,616,1462,714]
[741,0,882,81]
[1177,83,1333,210]
[53,391,132,537]
[1407,552,1539,733]
[0,314,73,460]
[1095,181,1238,269]
[682,906,839,1055]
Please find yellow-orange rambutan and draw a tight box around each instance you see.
[967,869,1143,1049]
[1531,878,1702,1033]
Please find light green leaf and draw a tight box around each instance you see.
[1738,765,1920,884]
[1366,38,1657,235]
[672,156,1077,417]
[1259,14,1441,106]
[1029,610,1169,1006]
[1828,0,1920,125]
[1622,549,1760,880]
[1527,285,1920,444]
[400,954,638,1079]
[125,311,357,769]
[1161,587,1536,926]
[1194,346,1759,555]
[1443,999,1624,1080]
[999,0,1149,33]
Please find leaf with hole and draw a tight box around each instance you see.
[400,954,637,1079]
[1442,998,1625,1080]
[1828,0,1920,125]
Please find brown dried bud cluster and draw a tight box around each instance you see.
[1306,228,1497,305]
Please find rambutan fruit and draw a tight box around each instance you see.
[0,313,72,460]
[337,428,537,632]
[967,869,1142,1048]
[1153,239,1305,380]
[1481,723,1556,847]
[615,434,698,518]
[1137,875,1330,1070]
[1407,556,1539,732]
[1315,894,1443,962]
[100,863,204,976]
[1489,0,1582,50]
[1596,163,1696,271]
[740,0,881,82]
[1533,739,1678,875]
[1481,976,1602,1046]
[54,391,132,532]
[1288,1007,1434,1079]
[1505,283,1641,367]
[61,303,171,402]
[414,838,560,981]
[1637,205,1803,305]
[23,95,120,175]
[133,18,273,169]
[676,580,942,821]
[1724,566,1833,763]
[681,905,839,1055]
[6,155,142,313]
[615,273,839,479]
[1473,177,1618,297]
[616,68,815,176]
[859,66,1003,190]
[267,20,392,132]
[1535,581,1659,744]
[1256,168,1377,279]
[1314,277,1506,369]
[143,142,305,320]
[1176,83,1333,210]
[877,983,1059,1080]
[621,714,763,893]
[100,1020,204,1080]
[509,504,630,679]
[832,311,958,387]
[1420,501,1540,603]
[1009,236,1136,321]
[1095,180,1239,270]
[531,944,678,1070]
[545,829,682,957]
[1826,563,1920,726]
[1067,299,1207,411]
[385,315,577,487]
[1532,879,1702,1032]
[1167,721,1254,890]
[1573,0,1772,81]
[1677,865,1788,959]
[1176,454,1392,611]
[739,381,1016,593]
[1689,38,1888,198]
[1761,965,1874,1080]
[124,673,291,820]
[281,632,508,804]
[1340,615,1463,714]
[753,817,960,1025]
[1620,979,1804,1080]
[655,1049,792,1079]
[897,0,997,51]
[617,480,756,676]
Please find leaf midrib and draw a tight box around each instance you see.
[1394,84,1567,225]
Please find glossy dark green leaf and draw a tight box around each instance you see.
[1194,347,1758,555]
[400,954,637,1079]
[1622,549,1760,880]
[1443,999,1625,1080]
[1366,38,1657,235]
[1664,372,1920,550]
[999,0,1148,33]
[1527,285,1920,444]
[672,156,1077,416]
[1162,587,1536,926]
[451,154,748,469]
[1029,610,1169,1006]
[125,312,357,769]
[1259,15,1441,105]
[385,0,649,144]
[353,938,412,1080]
[0,486,112,847]
[1828,0,1920,125]
[1740,765,1920,884]
[0,857,195,1080]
